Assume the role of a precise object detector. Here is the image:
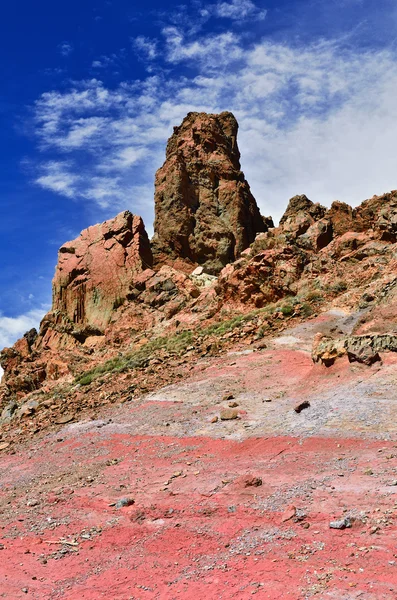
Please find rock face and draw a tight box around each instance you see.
[217,191,397,308]
[2,112,397,414]
[52,211,153,332]
[152,111,270,274]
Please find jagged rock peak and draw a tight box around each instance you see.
[152,111,272,274]
[279,194,326,226]
[52,211,153,332]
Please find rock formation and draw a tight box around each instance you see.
[217,191,397,309]
[152,111,271,274]
[2,112,397,417]
[50,210,153,333]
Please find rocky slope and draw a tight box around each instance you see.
[1,112,397,429]
[1,111,397,599]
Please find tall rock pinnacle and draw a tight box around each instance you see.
[152,111,271,273]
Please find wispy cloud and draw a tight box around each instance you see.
[0,309,45,350]
[163,27,243,66]
[31,7,397,228]
[35,161,80,198]
[58,42,73,57]
[209,0,266,20]
[91,51,127,71]
[132,36,158,60]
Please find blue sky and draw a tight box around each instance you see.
[1,0,397,349]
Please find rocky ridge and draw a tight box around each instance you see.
[1,112,397,433]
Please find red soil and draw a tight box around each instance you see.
[2,430,397,599]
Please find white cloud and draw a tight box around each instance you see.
[213,0,266,20]
[132,36,158,60]
[35,161,80,198]
[163,27,243,66]
[31,28,397,227]
[58,42,73,57]
[0,309,45,350]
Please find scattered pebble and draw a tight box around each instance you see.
[294,401,311,413]
[220,408,239,420]
[116,498,135,509]
[329,517,352,530]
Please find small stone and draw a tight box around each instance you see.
[256,340,267,350]
[55,414,74,425]
[281,505,296,522]
[364,468,373,476]
[222,393,235,402]
[294,400,310,413]
[302,522,310,529]
[220,408,239,420]
[369,526,380,535]
[211,416,218,423]
[244,476,262,488]
[116,498,135,509]
[228,401,239,408]
[0,442,10,451]
[329,517,352,530]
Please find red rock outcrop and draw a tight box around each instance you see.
[0,211,153,400]
[2,113,397,414]
[217,191,397,309]
[51,211,153,332]
[152,111,271,274]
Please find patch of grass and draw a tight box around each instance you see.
[300,302,314,317]
[329,280,348,294]
[75,329,195,386]
[280,303,294,317]
[304,290,323,302]
[74,296,306,387]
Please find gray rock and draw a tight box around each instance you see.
[116,497,135,509]
[1,400,18,423]
[17,399,39,419]
[329,517,352,530]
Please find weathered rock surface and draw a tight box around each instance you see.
[1,113,397,413]
[216,191,397,309]
[312,333,397,366]
[152,111,270,274]
[52,210,153,332]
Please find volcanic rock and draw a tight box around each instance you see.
[220,407,239,420]
[152,111,271,274]
[51,211,152,332]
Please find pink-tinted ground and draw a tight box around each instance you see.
[1,311,397,599]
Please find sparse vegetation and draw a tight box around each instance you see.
[74,294,321,386]
[329,280,348,294]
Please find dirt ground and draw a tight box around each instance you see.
[1,310,397,599]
